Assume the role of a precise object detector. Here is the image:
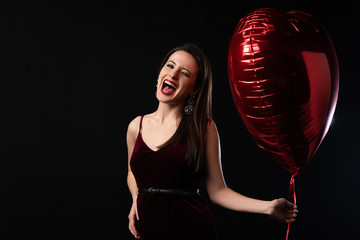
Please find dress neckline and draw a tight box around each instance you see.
[138,115,178,152]
[139,131,164,153]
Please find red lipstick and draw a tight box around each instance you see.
[161,79,177,95]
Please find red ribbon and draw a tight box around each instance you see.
[286,174,296,240]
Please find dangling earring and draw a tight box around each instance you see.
[184,93,196,115]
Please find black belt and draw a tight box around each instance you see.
[139,187,200,198]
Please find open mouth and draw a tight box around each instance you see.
[161,79,177,95]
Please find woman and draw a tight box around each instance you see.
[127,44,297,239]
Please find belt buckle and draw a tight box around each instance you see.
[148,187,158,195]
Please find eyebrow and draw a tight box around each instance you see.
[169,60,191,75]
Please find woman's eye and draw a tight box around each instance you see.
[166,64,174,69]
[182,72,189,77]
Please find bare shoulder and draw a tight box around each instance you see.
[127,116,142,141]
[207,119,219,135]
[206,119,220,145]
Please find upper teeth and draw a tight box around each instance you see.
[164,80,176,89]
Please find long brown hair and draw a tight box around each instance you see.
[159,44,213,172]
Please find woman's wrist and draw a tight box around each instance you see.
[132,196,138,203]
[131,190,138,202]
[263,200,274,216]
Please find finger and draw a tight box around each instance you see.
[129,215,139,238]
[289,202,297,210]
[135,205,139,221]
[286,210,297,219]
[290,209,298,217]
[282,217,295,223]
[129,220,135,234]
[291,205,297,211]
[129,222,135,236]
[130,224,139,239]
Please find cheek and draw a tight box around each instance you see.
[158,67,170,78]
[186,77,197,92]
[157,70,164,80]
[179,81,196,98]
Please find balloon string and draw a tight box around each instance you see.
[286,175,296,240]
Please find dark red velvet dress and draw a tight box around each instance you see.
[130,116,217,239]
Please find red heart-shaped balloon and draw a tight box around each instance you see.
[228,8,339,176]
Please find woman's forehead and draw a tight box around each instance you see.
[168,51,198,72]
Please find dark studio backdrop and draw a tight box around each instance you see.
[1,1,358,239]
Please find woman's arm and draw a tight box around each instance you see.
[205,120,297,222]
[127,116,140,202]
[126,116,141,238]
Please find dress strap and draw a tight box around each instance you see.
[139,115,144,133]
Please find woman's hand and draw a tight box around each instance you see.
[268,198,298,223]
[128,201,140,239]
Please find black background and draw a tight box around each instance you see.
[1,1,358,239]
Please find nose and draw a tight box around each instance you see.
[169,68,180,80]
